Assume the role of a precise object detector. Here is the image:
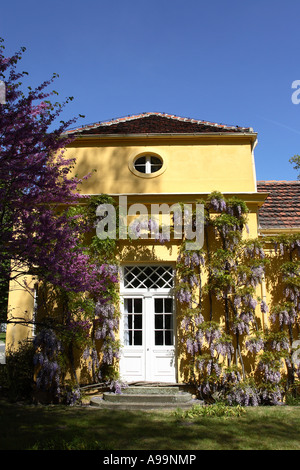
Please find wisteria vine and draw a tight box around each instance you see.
[33,195,122,404]
[32,191,300,406]
[176,191,300,405]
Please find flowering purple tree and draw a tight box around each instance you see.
[0,38,94,297]
[0,40,122,403]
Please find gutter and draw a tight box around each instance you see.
[259,227,300,236]
[63,132,258,143]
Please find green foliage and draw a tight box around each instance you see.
[289,154,300,179]
[0,341,35,401]
[285,382,300,405]
[176,190,300,405]
[213,213,245,231]
[174,402,246,420]
[28,194,122,401]
[30,437,108,450]
[226,196,249,215]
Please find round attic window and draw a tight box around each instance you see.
[128,151,167,178]
[134,155,163,174]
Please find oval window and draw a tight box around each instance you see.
[134,155,163,174]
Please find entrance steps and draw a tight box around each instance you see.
[89,383,203,410]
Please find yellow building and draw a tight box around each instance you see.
[5,112,299,396]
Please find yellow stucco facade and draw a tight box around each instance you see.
[6,113,271,385]
[67,134,257,195]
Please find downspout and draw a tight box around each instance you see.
[251,136,258,192]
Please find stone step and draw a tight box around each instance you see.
[89,384,204,410]
[89,396,202,410]
[102,391,192,403]
[123,386,180,395]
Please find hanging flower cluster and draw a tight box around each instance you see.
[267,234,300,396]
[128,217,170,243]
[30,194,122,402]
[176,191,300,405]
[77,262,121,390]
[31,187,300,405]
[33,329,61,401]
[245,331,265,353]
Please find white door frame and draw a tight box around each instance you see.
[119,264,177,383]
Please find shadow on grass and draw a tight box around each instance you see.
[0,400,299,450]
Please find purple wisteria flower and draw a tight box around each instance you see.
[176,288,192,304]
[260,300,269,313]
[245,336,265,353]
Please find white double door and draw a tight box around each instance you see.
[119,293,176,383]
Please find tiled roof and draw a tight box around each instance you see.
[66,112,254,135]
[257,180,300,230]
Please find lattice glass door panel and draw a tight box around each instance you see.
[123,298,143,346]
[123,265,173,289]
[120,265,176,382]
[154,298,174,346]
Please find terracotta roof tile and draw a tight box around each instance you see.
[66,112,254,135]
[257,180,300,229]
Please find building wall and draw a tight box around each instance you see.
[6,275,36,350]
[65,135,256,195]
[6,132,264,384]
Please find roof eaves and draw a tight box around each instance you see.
[67,132,257,140]
[65,112,253,135]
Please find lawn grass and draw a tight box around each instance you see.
[0,399,299,450]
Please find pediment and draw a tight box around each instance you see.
[66,112,253,136]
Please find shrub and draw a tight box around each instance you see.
[0,341,35,401]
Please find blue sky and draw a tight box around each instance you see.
[1,0,300,181]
